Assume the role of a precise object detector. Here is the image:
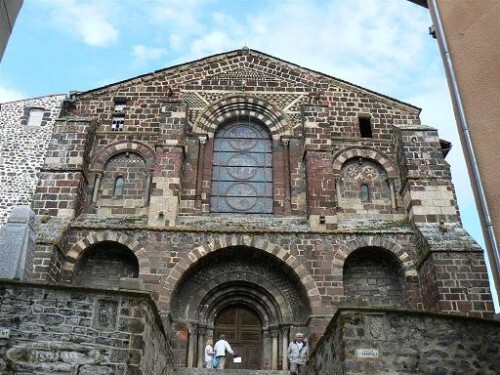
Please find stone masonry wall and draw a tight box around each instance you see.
[0,95,65,226]
[306,308,500,375]
[67,50,421,225]
[24,50,496,367]
[0,280,173,375]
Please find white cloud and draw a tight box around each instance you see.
[132,45,166,63]
[190,30,235,57]
[46,0,119,47]
[0,86,26,103]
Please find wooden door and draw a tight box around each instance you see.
[214,306,262,369]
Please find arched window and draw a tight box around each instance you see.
[360,184,370,202]
[211,119,273,213]
[113,176,124,197]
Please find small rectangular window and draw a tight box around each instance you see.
[111,100,127,131]
[111,115,125,131]
[27,108,45,126]
[114,103,126,113]
[359,116,372,138]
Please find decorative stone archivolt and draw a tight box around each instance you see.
[61,232,150,282]
[192,95,293,138]
[161,235,322,314]
[332,147,397,179]
[197,279,288,324]
[91,140,155,170]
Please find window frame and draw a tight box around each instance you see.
[27,108,45,127]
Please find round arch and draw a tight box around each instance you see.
[199,281,283,328]
[167,243,313,370]
[160,235,322,314]
[61,231,151,283]
[333,236,420,309]
[332,147,398,178]
[343,246,406,307]
[192,95,293,139]
[92,140,155,171]
[169,246,309,324]
[332,236,417,277]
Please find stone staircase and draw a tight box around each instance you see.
[174,368,290,375]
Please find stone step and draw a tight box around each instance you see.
[174,368,290,375]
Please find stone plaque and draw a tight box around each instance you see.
[0,206,36,280]
[94,300,118,330]
[356,348,379,358]
[366,314,387,340]
[6,342,101,372]
[0,328,10,339]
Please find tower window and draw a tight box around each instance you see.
[113,177,124,197]
[360,184,370,202]
[27,108,45,126]
[359,116,372,138]
[111,100,127,131]
[111,115,124,131]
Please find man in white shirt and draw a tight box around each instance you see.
[287,332,308,375]
[213,334,235,369]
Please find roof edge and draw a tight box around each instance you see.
[77,48,421,112]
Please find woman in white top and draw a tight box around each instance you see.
[204,338,214,368]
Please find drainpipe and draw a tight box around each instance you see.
[428,0,500,301]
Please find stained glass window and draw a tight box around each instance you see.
[211,120,273,213]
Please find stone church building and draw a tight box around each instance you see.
[3,49,495,372]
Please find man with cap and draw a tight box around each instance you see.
[287,332,308,375]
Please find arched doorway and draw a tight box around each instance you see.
[169,246,312,370]
[214,305,262,369]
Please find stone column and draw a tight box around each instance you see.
[91,172,102,203]
[388,178,397,209]
[0,206,36,280]
[195,135,207,209]
[187,324,198,368]
[197,326,207,368]
[335,177,342,208]
[281,138,292,215]
[144,170,153,205]
[262,329,272,369]
[281,326,290,371]
[271,326,279,370]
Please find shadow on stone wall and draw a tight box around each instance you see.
[306,307,500,375]
[0,280,174,375]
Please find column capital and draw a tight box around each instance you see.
[199,135,208,145]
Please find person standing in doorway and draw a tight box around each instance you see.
[287,332,308,375]
[213,334,235,369]
[204,338,214,368]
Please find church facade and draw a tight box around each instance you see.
[28,49,493,370]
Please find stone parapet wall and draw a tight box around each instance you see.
[306,308,500,375]
[0,280,173,374]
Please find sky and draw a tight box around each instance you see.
[0,0,497,308]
